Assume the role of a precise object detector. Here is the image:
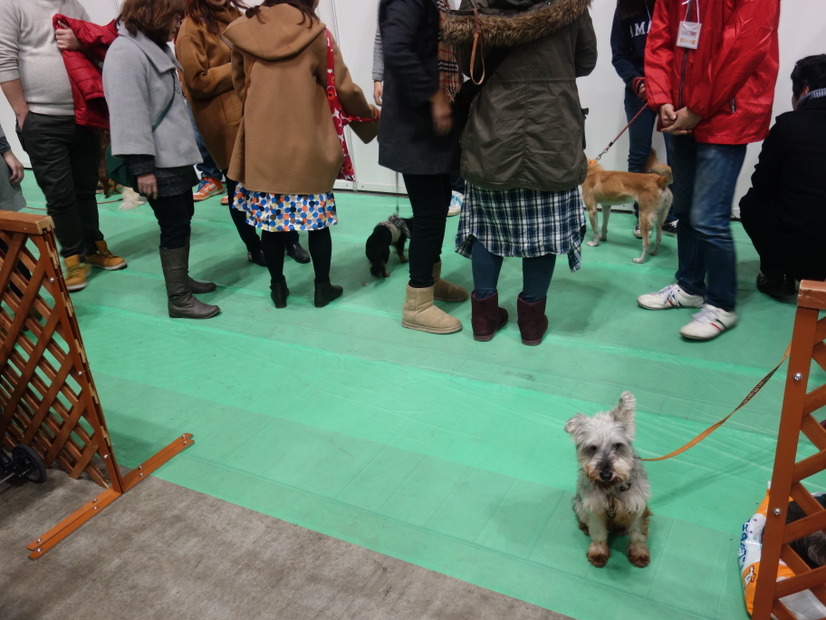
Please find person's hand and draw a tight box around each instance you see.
[55,23,82,51]
[15,107,29,131]
[662,107,701,135]
[2,150,24,185]
[373,81,383,106]
[632,77,647,101]
[136,172,158,199]
[429,89,453,136]
[658,103,677,131]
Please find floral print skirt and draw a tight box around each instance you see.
[232,183,337,232]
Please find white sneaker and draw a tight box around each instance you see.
[447,191,463,217]
[637,284,705,310]
[679,304,738,340]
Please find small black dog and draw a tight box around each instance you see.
[787,494,826,568]
[365,214,412,278]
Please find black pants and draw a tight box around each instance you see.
[402,173,451,288]
[261,227,331,284]
[148,192,194,249]
[18,113,101,258]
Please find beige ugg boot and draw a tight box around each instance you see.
[402,285,462,334]
[432,261,469,302]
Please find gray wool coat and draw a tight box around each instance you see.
[103,27,200,169]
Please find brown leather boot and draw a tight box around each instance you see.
[402,285,462,334]
[471,291,508,342]
[432,261,469,302]
[517,295,548,346]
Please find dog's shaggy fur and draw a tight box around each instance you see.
[565,392,652,568]
[365,215,412,278]
[581,151,673,264]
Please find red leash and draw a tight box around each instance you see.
[593,104,649,163]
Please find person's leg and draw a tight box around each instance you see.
[18,114,90,258]
[521,253,557,302]
[401,173,461,334]
[517,254,556,346]
[688,142,747,312]
[224,176,264,264]
[260,230,289,307]
[469,239,508,341]
[308,226,341,307]
[471,239,503,299]
[403,173,450,288]
[149,193,218,319]
[669,135,707,299]
[68,123,104,251]
[624,91,655,226]
[308,227,332,283]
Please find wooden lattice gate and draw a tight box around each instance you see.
[1,211,192,558]
[753,281,826,618]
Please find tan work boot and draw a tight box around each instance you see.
[64,255,90,292]
[86,240,127,270]
[432,261,469,302]
[402,285,462,334]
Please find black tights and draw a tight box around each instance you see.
[402,173,451,288]
[261,227,331,284]
[225,176,299,253]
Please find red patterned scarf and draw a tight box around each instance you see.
[433,0,461,101]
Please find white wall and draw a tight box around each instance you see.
[3,0,825,210]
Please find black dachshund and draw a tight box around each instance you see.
[365,214,412,278]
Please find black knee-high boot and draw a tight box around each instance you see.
[159,246,220,319]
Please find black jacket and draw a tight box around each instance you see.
[377,0,460,175]
[739,96,826,280]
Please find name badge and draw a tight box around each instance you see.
[677,21,702,49]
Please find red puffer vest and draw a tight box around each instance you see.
[53,15,118,129]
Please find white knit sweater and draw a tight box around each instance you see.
[0,0,90,116]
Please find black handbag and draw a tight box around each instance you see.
[105,82,176,189]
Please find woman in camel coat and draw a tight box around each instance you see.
[176,0,307,265]
[223,0,377,308]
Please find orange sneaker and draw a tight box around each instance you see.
[220,195,229,206]
[193,177,223,201]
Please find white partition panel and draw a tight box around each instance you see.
[2,0,825,210]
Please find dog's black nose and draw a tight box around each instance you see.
[599,470,613,481]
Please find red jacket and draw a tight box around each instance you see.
[644,0,780,145]
[53,15,118,129]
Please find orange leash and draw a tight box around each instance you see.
[641,345,791,462]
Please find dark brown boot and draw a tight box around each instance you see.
[517,295,547,346]
[471,291,508,342]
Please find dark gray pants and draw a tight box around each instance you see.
[18,113,102,258]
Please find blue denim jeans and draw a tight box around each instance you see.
[471,240,556,303]
[668,136,746,312]
[187,103,222,181]
[624,90,676,223]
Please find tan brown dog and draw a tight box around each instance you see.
[582,151,673,264]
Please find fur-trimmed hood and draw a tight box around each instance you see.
[441,0,592,48]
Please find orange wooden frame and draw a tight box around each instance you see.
[1,212,193,558]
[753,281,826,618]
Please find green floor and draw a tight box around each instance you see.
[13,176,825,619]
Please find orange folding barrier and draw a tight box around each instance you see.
[1,211,192,558]
[753,281,826,619]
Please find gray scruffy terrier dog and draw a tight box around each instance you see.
[565,392,652,568]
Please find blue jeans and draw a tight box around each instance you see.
[624,90,676,223]
[471,240,556,303]
[187,103,222,181]
[668,136,746,312]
